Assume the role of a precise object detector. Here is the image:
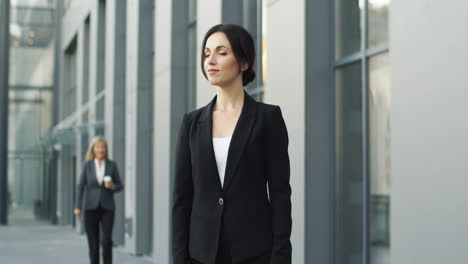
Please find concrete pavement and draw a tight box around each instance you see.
[0,208,154,264]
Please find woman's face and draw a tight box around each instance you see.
[204,32,245,87]
[93,142,107,160]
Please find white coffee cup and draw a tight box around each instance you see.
[103,176,112,182]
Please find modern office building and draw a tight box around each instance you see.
[3,0,467,264]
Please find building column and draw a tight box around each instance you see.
[105,0,127,246]
[305,0,335,263]
[0,0,11,225]
[125,0,154,255]
[57,145,75,225]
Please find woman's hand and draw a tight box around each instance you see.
[104,181,114,190]
[74,209,81,217]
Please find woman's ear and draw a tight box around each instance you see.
[240,62,249,72]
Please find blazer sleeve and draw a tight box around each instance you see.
[75,161,88,210]
[111,161,124,193]
[172,113,194,264]
[266,106,292,264]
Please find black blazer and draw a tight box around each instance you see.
[75,159,124,211]
[172,92,292,264]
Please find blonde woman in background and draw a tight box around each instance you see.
[74,136,123,264]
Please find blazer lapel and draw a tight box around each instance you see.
[223,92,257,192]
[90,159,99,185]
[104,159,109,178]
[197,96,223,191]
[197,91,258,193]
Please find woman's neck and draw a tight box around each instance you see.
[214,85,244,112]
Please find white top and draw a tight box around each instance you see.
[212,137,232,187]
[94,159,105,185]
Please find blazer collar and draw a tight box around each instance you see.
[91,159,108,185]
[198,91,257,192]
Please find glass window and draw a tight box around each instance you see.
[335,62,364,264]
[64,38,77,119]
[368,0,389,48]
[96,0,106,94]
[222,0,265,101]
[96,97,105,136]
[335,0,363,59]
[242,0,263,99]
[8,1,56,217]
[82,111,89,158]
[333,0,391,263]
[82,17,90,104]
[369,52,391,264]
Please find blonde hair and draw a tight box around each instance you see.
[85,136,109,160]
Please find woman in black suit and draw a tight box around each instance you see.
[172,24,292,264]
[74,136,123,264]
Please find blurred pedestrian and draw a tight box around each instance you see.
[74,136,123,264]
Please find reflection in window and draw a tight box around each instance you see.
[369,52,391,264]
[369,0,389,48]
[335,0,362,59]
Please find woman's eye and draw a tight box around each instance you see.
[220,53,227,56]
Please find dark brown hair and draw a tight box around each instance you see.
[201,24,256,86]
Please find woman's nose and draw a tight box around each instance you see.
[206,55,216,65]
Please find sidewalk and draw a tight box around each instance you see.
[0,208,154,264]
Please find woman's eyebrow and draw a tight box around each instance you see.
[204,45,231,51]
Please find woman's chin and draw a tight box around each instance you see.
[209,79,220,86]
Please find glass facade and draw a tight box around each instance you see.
[8,0,56,217]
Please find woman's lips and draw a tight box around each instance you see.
[208,69,219,74]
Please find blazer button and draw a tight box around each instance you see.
[218,198,224,205]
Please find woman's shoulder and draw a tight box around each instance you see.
[255,101,283,119]
[105,159,117,166]
[183,107,205,124]
[256,101,279,112]
[81,159,92,169]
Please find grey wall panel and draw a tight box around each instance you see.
[390,0,468,263]
[196,0,221,107]
[152,0,173,262]
[264,0,306,263]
